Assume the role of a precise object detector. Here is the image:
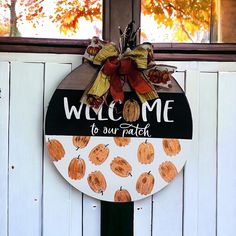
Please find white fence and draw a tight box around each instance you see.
[0,53,236,236]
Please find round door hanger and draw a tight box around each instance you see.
[45,61,192,202]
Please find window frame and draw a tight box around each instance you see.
[0,0,235,61]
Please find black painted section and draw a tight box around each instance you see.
[45,89,192,139]
[101,201,134,236]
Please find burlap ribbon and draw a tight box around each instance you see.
[84,41,158,108]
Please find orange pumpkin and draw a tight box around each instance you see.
[159,161,178,183]
[47,139,65,161]
[137,140,154,164]
[68,156,86,180]
[110,157,132,177]
[72,136,91,149]
[114,187,132,202]
[87,171,107,194]
[113,137,131,147]
[162,139,181,156]
[86,46,101,56]
[89,144,109,165]
[123,99,140,122]
[136,171,155,195]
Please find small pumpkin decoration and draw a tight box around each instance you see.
[113,137,131,147]
[110,157,132,177]
[47,139,65,161]
[72,136,91,150]
[148,69,162,83]
[159,161,178,183]
[136,171,155,195]
[122,99,140,122]
[86,45,101,56]
[137,140,154,164]
[87,171,107,194]
[162,139,181,156]
[89,144,109,165]
[68,156,86,180]
[114,187,132,202]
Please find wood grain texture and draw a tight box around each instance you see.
[218,72,236,236]
[8,62,44,236]
[0,62,9,236]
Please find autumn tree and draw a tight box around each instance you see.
[142,0,212,42]
[51,0,102,35]
[0,0,45,36]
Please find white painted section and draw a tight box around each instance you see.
[134,197,152,236]
[0,53,235,236]
[198,72,217,236]
[152,71,185,236]
[0,62,9,236]
[218,72,236,236]
[43,63,83,236]
[184,66,200,236]
[8,62,44,236]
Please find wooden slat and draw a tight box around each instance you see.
[0,62,10,236]
[134,197,152,236]
[8,62,44,236]
[217,72,236,236]
[198,72,218,236]
[43,63,83,236]
[183,65,200,236]
[83,195,101,236]
[152,71,185,236]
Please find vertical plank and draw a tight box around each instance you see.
[134,197,152,236]
[198,72,217,236]
[183,64,200,236]
[0,62,10,236]
[152,72,185,236]
[8,62,44,236]
[43,63,82,236]
[218,72,236,236]
[83,195,101,236]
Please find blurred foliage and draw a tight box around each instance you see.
[142,0,212,42]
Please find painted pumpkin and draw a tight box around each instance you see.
[137,140,154,164]
[68,156,86,180]
[136,171,155,195]
[114,187,132,202]
[47,139,65,161]
[159,161,178,183]
[162,139,181,156]
[113,137,131,147]
[87,171,107,194]
[123,99,140,122]
[72,136,91,149]
[110,157,132,177]
[89,144,109,165]
[86,46,101,56]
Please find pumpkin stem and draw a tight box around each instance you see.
[101,191,104,196]
[145,139,148,144]
[120,186,122,191]
[76,146,80,151]
[77,155,80,159]
[147,171,151,175]
[129,172,132,177]
[48,138,51,143]
[105,144,109,147]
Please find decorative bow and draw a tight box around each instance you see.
[82,37,174,110]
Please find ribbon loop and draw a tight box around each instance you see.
[84,38,159,109]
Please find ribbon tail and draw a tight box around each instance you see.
[110,74,124,103]
[88,70,110,97]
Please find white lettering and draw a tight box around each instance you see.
[164,100,174,122]
[64,97,83,119]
